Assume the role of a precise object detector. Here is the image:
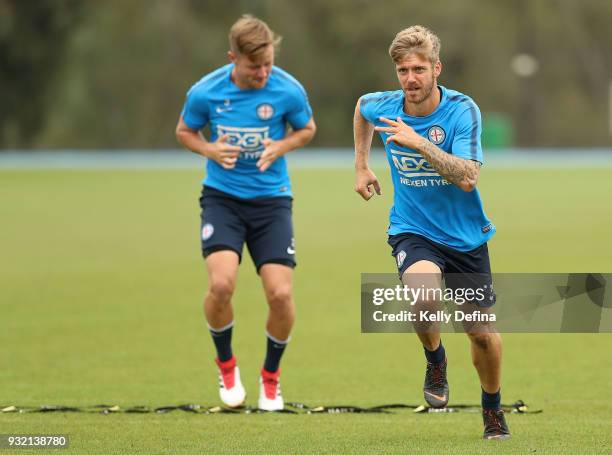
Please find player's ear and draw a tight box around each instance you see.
[433,60,442,78]
[227,51,237,63]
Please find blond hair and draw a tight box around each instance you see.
[388,25,441,64]
[229,15,281,58]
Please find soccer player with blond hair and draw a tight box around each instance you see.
[353,25,510,439]
[176,15,316,411]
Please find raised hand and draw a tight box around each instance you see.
[374,117,423,149]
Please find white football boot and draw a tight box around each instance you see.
[215,356,246,408]
[258,368,283,411]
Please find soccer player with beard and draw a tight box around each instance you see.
[353,26,510,439]
[176,15,315,411]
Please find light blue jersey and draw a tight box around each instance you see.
[182,64,312,199]
[360,86,495,251]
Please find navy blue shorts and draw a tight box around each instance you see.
[199,186,296,272]
[388,233,495,307]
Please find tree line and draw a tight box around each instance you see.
[1,0,610,149]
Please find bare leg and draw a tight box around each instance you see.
[402,260,443,348]
[204,250,245,407]
[204,251,239,329]
[404,260,449,407]
[467,328,502,393]
[260,263,295,340]
[256,263,293,409]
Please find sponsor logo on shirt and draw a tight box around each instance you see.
[216,125,270,159]
[390,148,451,188]
[390,148,438,178]
[215,99,233,114]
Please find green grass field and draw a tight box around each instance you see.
[1,166,611,454]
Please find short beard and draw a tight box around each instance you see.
[408,78,435,105]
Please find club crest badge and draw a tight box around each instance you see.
[256,103,274,120]
[397,250,407,268]
[427,125,446,145]
[201,223,214,241]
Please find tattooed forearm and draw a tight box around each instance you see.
[415,138,480,191]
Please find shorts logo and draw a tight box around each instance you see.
[481,223,493,233]
[256,103,274,120]
[201,223,214,241]
[397,250,407,268]
[286,238,296,255]
[427,125,446,145]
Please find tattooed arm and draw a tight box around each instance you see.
[374,116,480,192]
[414,136,480,191]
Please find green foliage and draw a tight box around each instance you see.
[0,0,82,147]
[1,0,612,148]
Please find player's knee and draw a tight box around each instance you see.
[413,298,439,310]
[208,276,235,304]
[266,285,293,311]
[468,331,492,350]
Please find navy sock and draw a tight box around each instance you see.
[482,388,501,411]
[263,333,289,373]
[424,340,445,364]
[209,322,233,362]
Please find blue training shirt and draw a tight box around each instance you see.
[360,86,495,251]
[181,64,313,199]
